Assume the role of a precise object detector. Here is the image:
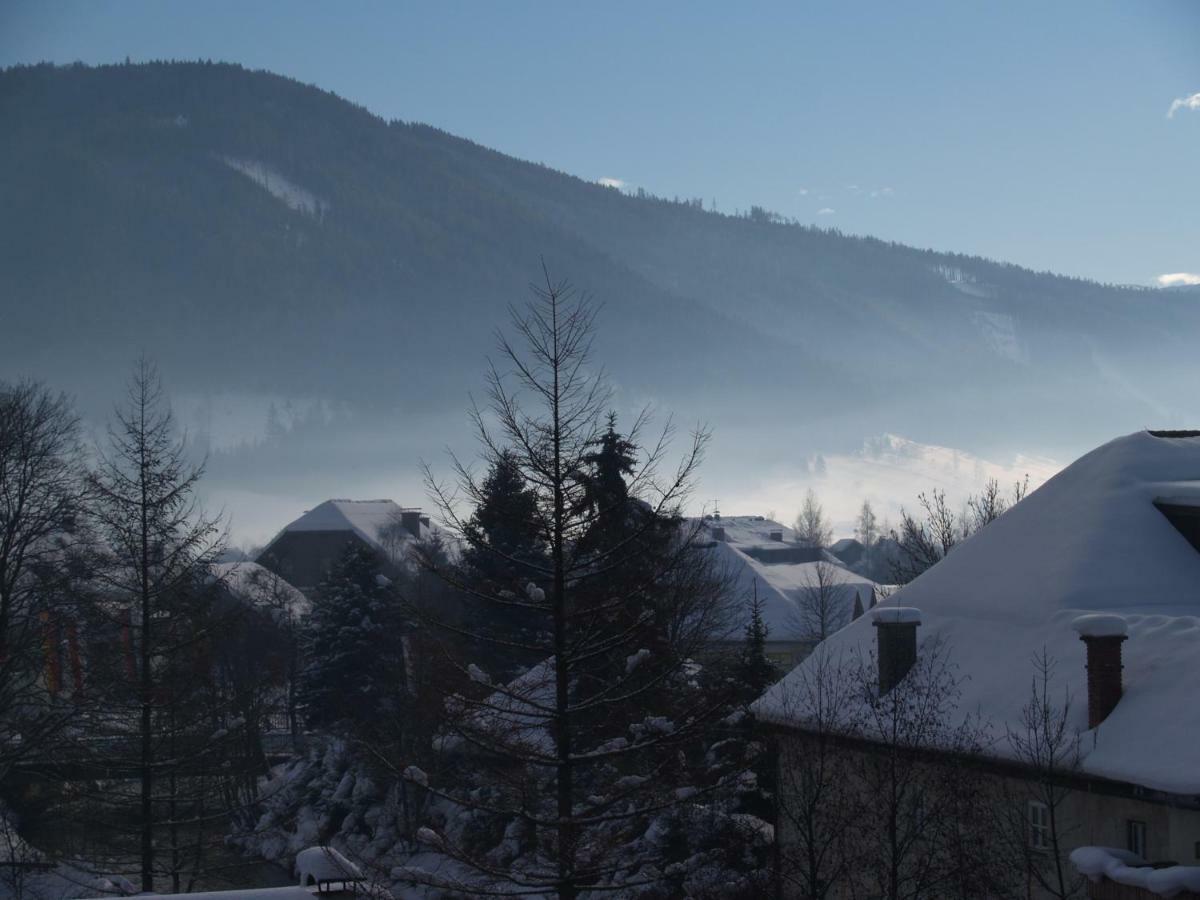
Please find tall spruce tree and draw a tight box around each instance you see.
[575,413,638,555]
[299,542,408,738]
[462,450,544,586]
[737,581,777,701]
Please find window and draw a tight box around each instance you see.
[1028,801,1050,850]
[1126,819,1147,859]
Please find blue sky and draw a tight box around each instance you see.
[2,0,1197,285]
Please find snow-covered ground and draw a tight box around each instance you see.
[221,158,329,219]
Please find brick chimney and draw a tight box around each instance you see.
[400,509,424,538]
[873,607,921,694]
[1071,614,1128,728]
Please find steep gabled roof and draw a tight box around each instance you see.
[282,499,403,548]
[695,516,877,642]
[259,499,416,558]
[211,561,310,619]
[755,431,1200,795]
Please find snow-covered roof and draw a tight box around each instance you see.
[755,431,1200,795]
[212,561,310,619]
[693,516,878,642]
[263,499,420,556]
[295,846,363,885]
[697,515,801,550]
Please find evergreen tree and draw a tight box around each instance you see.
[461,449,544,588]
[299,542,408,738]
[575,413,638,554]
[736,581,777,701]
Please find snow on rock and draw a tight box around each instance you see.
[295,845,363,886]
[625,648,651,673]
[222,157,329,219]
[756,431,1200,796]
[467,663,491,685]
[526,582,545,603]
[456,659,557,755]
[1071,613,1128,638]
[415,827,443,848]
[402,765,428,787]
[1071,846,1200,897]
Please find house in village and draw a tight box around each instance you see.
[255,499,431,594]
[694,515,880,666]
[754,431,1200,899]
[829,537,866,568]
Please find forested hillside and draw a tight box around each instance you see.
[1,61,1194,503]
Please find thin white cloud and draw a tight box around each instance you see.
[1167,93,1200,118]
[817,207,835,216]
[1157,272,1200,288]
[597,177,626,189]
[798,187,809,196]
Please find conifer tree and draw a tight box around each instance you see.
[299,542,408,738]
[461,450,545,588]
[456,451,546,676]
[737,581,777,701]
[575,413,638,555]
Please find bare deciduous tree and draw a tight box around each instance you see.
[794,489,832,549]
[790,560,847,645]
[85,359,229,891]
[998,650,1085,900]
[891,478,1028,585]
[0,381,87,773]
[772,646,863,900]
[855,500,878,551]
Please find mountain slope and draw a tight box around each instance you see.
[0,61,1195,505]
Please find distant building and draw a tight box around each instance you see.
[256,499,431,594]
[693,515,879,666]
[829,537,866,568]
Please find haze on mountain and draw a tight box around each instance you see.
[2,61,1197,541]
